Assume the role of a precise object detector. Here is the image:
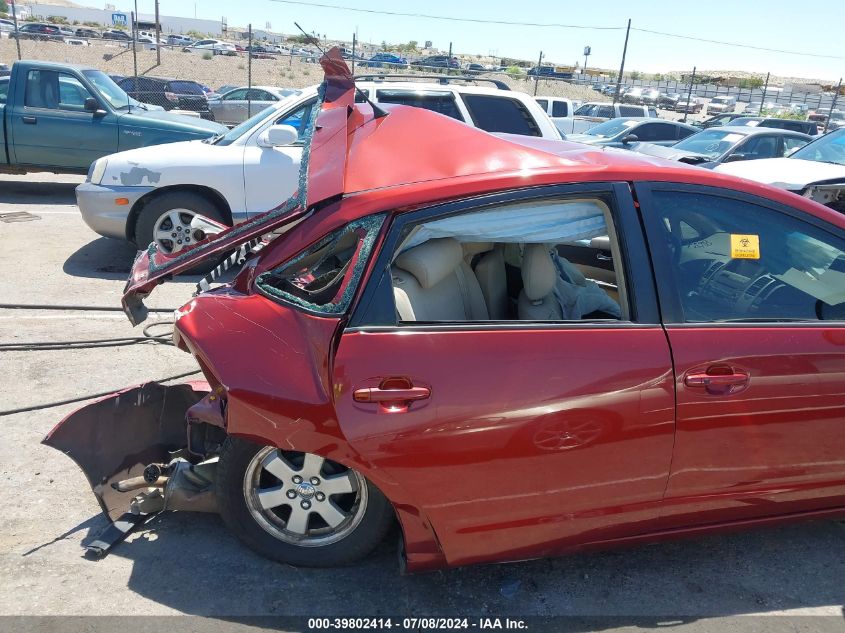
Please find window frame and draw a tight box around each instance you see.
[634,181,845,327]
[348,182,660,331]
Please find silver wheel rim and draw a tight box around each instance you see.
[152,208,201,254]
[243,448,368,547]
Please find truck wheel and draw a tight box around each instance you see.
[216,438,394,567]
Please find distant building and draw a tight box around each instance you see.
[19,2,221,36]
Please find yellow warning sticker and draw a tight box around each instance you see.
[730,234,760,259]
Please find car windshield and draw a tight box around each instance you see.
[574,103,608,116]
[212,105,277,146]
[790,129,845,166]
[672,129,745,159]
[82,69,141,109]
[584,119,638,138]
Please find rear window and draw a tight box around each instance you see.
[551,101,569,117]
[535,98,549,111]
[168,81,204,95]
[375,89,464,122]
[619,105,643,117]
[462,94,541,136]
[256,214,386,314]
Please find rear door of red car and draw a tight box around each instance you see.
[331,183,676,567]
[635,182,845,529]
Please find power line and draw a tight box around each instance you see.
[632,27,845,61]
[266,0,624,30]
[267,0,845,61]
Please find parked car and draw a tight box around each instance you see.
[10,23,62,40]
[640,89,662,106]
[622,87,646,104]
[208,86,297,125]
[728,116,821,136]
[184,39,237,55]
[0,18,15,33]
[75,27,101,38]
[554,101,659,135]
[465,63,485,74]
[633,126,812,169]
[527,65,574,79]
[167,34,194,46]
[0,60,224,175]
[534,96,579,120]
[361,53,407,68]
[0,63,10,78]
[716,128,845,213]
[411,55,459,69]
[101,29,132,41]
[705,95,737,115]
[743,102,762,114]
[693,112,747,129]
[117,76,214,119]
[53,50,845,573]
[675,96,704,113]
[658,92,683,109]
[828,110,845,131]
[76,77,560,254]
[567,117,698,148]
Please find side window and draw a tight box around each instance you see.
[648,107,658,118]
[461,95,541,136]
[223,88,248,100]
[374,89,465,122]
[676,126,696,140]
[596,105,614,118]
[274,100,315,137]
[25,70,93,110]
[651,190,845,322]
[551,100,569,117]
[255,214,386,314]
[388,196,628,324]
[535,98,549,112]
[740,135,779,159]
[783,135,808,155]
[0,80,8,104]
[619,105,642,117]
[635,123,675,142]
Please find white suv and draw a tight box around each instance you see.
[76,77,562,254]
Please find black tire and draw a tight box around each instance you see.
[216,437,394,567]
[134,190,227,273]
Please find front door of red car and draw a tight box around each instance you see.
[332,184,677,567]
[636,183,845,529]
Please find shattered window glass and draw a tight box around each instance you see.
[256,214,386,314]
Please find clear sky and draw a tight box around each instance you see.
[148,0,844,81]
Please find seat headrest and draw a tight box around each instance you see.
[521,244,557,301]
[462,242,494,259]
[396,238,463,289]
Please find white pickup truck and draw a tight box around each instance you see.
[552,101,659,136]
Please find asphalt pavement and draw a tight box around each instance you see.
[0,173,843,631]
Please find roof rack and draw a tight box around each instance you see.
[353,74,510,91]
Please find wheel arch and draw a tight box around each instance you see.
[126,184,234,243]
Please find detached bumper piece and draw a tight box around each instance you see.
[42,382,219,557]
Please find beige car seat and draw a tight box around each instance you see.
[518,244,563,320]
[462,242,508,320]
[393,238,489,321]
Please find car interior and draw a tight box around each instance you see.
[389,198,625,323]
[659,197,845,322]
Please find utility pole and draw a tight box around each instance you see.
[534,50,543,96]
[824,77,842,134]
[352,31,357,75]
[583,45,591,79]
[131,8,138,85]
[10,0,21,60]
[683,66,696,123]
[247,24,253,117]
[448,41,453,74]
[613,19,631,104]
[759,71,770,115]
[155,0,161,66]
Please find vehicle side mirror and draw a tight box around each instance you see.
[723,153,748,163]
[621,134,638,144]
[84,97,102,113]
[257,124,299,148]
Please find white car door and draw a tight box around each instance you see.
[242,98,316,216]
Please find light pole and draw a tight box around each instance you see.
[583,45,591,79]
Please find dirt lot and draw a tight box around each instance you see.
[0,173,844,630]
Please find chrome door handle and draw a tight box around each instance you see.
[684,368,749,395]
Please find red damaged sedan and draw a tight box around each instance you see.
[45,49,845,572]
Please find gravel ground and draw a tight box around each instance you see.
[0,174,844,631]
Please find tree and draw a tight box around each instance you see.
[0,0,8,14]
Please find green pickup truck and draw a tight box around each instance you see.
[0,60,226,174]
